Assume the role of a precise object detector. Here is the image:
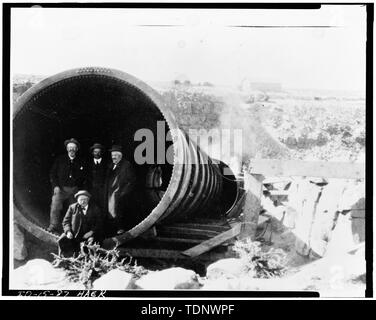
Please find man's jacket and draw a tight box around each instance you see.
[62,202,103,238]
[104,159,137,217]
[50,154,86,189]
[85,157,108,190]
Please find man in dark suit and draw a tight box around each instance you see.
[104,145,137,236]
[48,138,86,233]
[86,143,108,211]
[58,190,103,257]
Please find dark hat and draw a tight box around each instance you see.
[109,145,123,153]
[74,190,91,199]
[64,138,80,149]
[90,143,105,151]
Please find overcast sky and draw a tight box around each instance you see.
[11,5,367,92]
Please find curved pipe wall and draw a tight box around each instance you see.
[13,67,240,246]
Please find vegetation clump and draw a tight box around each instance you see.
[51,242,148,289]
[233,238,288,278]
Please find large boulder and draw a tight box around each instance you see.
[11,259,68,289]
[206,258,248,280]
[14,223,28,261]
[307,179,349,257]
[203,244,365,296]
[288,178,365,258]
[326,181,365,256]
[201,276,294,291]
[279,243,366,297]
[136,267,200,290]
[60,281,86,290]
[292,179,323,256]
[93,269,134,290]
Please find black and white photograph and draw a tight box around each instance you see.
[3,2,371,300]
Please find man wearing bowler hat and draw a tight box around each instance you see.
[104,145,137,235]
[86,143,108,211]
[58,190,103,257]
[48,138,86,233]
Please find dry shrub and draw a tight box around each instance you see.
[232,238,288,278]
[52,242,148,289]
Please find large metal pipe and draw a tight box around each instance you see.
[13,67,240,247]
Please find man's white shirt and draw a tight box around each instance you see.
[81,205,88,215]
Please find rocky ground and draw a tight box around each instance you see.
[11,236,365,297]
[14,225,57,270]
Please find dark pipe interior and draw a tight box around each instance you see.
[218,161,239,215]
[13,75,173,230]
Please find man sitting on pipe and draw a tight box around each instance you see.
[58,190,103,257]
[47,138,86,233]
[104,145,137,236]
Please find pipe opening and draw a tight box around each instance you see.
[13,68,241,243]
[13,72,174,233]
[218,161,240,215]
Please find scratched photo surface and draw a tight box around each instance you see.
[9,5,367,298]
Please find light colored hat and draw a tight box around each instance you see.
[74,190,91,199]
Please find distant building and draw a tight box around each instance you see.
[240,78,282,92]
[250,82,282,92]
[173,73,191,86]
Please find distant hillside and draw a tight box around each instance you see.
[13,74,365,163]
[13,73,46,84]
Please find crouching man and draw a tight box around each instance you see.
[58,190,103,257]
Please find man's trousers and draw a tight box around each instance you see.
[49,186,78,229]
